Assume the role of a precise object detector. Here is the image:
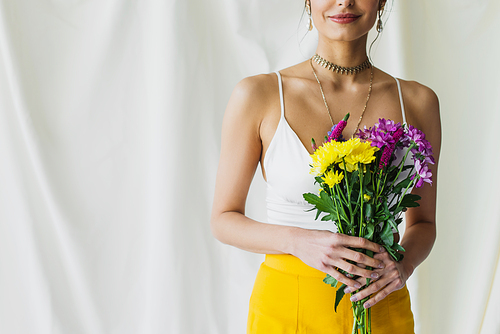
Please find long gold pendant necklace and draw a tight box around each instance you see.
[310,56,373,138]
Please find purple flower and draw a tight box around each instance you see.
[418,139,434,157]
[377,118,399,133]
[327,114,350,142]
[406,125,426,143]
[327,123,346,142]
[379,145,394,168]
[411,160,432,188]
[392,127,404,142]
[356,120,435,178]
[356,118,403,149]
[405,125,431,151]
[404,125,434,166]
[357,127,371,140]
[377,128,404,168]
[424,155,435,165]
[370,130,395,148]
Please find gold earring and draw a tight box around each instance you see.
[306,2,313,31]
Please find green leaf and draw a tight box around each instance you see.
[383,245,399,261]
[389,202,398,212]
[365,224,375,240]
[392,243,406,252]
[386,165,399,181]
[321,213,335,221]
[382,244,405,262]
[365,203,373,220]
[380,222,394,246]
[400,194,422,208]
[392,178,412,194]
[351,189,360,202]
[384,199,392,212]
[350,170,359,184]
[334,283,347,312]
[303,192,337,214]
[303,192,320,203]
[387,216,398,231]
[363,167,372,185]
[323,274,338,287]
[392,206,404,215]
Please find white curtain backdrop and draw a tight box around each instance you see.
[0,0,498,333]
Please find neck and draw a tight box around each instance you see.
[314,35,369,81]
[316,34,369,66]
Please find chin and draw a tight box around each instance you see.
[321,30,369,43]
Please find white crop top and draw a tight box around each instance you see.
[263,71,410,231]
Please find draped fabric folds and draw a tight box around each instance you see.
[0,1,498,333]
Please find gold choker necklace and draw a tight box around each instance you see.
[312,54,371,75]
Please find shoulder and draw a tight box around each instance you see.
[225,73,279,120]
[231,73,279,107]
[397,79,440,130]
[398,79,439,115]
[222,73,280,140]
[373,69,439,115]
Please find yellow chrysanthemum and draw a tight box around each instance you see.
[334,138,362,158]
[310,141,341,176]
[322,170,344,188]
[338,161,358,172]
[344,141,379,165]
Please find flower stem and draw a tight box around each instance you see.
[387,166,415,209]
[333,185,344,234]
[388,145,413,189]
[358,163,364,238]
[395,177,417,210]
[367,307,372,334]
[342,158,354,230]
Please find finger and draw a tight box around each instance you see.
[335,259,381,280]
[363,280,402,309]
[338,234,386,254]
[344,275,380,294]
[323,266,363,290]
[374,251,392,261]
[342,248,385,269]
[349,276,392,303]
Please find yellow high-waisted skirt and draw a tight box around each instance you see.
[247,254,414,334]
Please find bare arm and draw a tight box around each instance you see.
[211,75,385,289]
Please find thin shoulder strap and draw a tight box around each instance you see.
[275,71,285,118]
[394,78,407,124]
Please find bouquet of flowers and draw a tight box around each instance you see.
[303,114,434,334]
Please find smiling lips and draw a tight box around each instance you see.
[329,13,361,24]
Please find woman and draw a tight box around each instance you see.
[211,0,441,332]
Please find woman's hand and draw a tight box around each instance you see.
[343,251,413,308]
[290,229,387,290]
